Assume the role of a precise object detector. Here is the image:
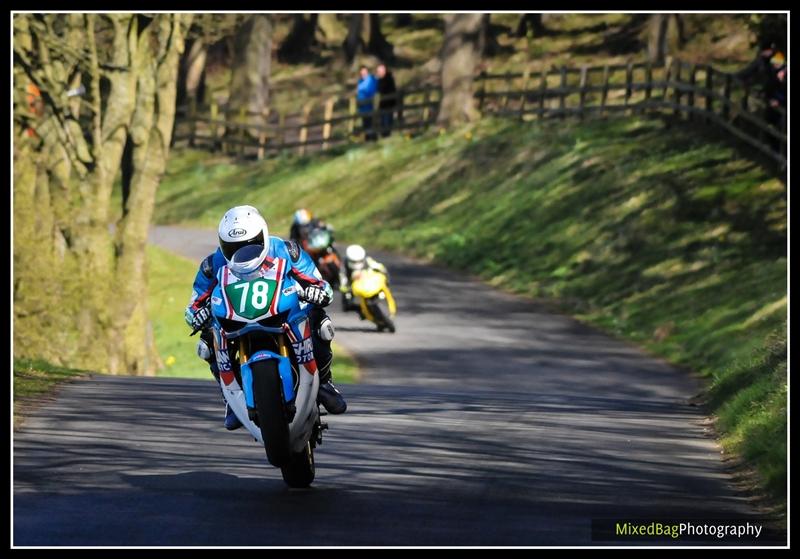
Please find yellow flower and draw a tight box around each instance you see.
[464,132,473,141]
[165,355,176,367]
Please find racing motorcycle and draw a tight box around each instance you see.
[206,245,329,488]
[302,227,342,290]
[351,268,397,333]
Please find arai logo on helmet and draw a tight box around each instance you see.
[228,228,247,238]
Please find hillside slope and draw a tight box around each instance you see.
[153,115,786,503]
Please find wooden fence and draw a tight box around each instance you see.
[172,57,787,171]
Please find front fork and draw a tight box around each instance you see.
[217,329,326,447]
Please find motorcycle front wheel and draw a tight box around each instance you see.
[252,358,292,468]
[370,296,396,333]
[281,441,315,488]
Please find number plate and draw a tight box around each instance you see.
[224,278,278,319]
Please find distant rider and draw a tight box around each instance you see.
[339,244,390,312]
[185,205,347,430]
[289,208,335,250]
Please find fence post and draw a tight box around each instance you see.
[422,85,432,125]
[722,74,732,120]
[257,107,270,160]
[538,68,548,119]
[477,70,487,112]
[257,107,269,161]
[558,66,567,119]
[686,63,697,121]
[644,62,653,105]
[372,93,381,139]
[705,65,714,124]
[519,66,530,120]
[277,110,285,156]
[741,85,750,114]
[624,60,633,112]
[209,100,219,151]
[348,96,356,137]
[238,107,247,158]
[397,88,405,128]
[298,101,313,156]
[578,66,588,120]
[188,96,197,147]
[672,61,683,117]
[501,71,512,110]
[662,56,673,106]
[600,65,609,116]
[322,96,335,151]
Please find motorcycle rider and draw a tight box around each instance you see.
[290,208,335,249]
[186,205,347,430]
[339,244,390,312]
[290,208,342,287]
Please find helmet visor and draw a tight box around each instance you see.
[229,244,266,278]
[220,230,265,261]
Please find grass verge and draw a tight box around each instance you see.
[13,358,90,429]
[154,114,786,506]
[147,244,359,383]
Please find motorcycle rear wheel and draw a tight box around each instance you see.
[252,359,292,468]
[281,441,316,488]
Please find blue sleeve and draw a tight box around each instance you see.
[188,249,226,308]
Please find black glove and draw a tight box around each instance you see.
[300,285,331,306]
[190,304,211,332]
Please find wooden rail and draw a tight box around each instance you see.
[172,58,786,171]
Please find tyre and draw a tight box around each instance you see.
[372,297,396,333]
[252,358,292,468]
[281,441,315,488]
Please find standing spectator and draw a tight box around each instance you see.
[376,63,397,137]
[735,37,787,142]
[356,65,378,141]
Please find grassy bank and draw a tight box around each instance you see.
[13,359,89,429]
[154,115,786,504]
[146,244,359,383]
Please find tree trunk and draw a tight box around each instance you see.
[647,14,670,65]
[366,14,394,63]
[342,14,365,64]
[278,13,318,63]
[647,15,686,65]
[110,15,188,375]
[437,14,483,127]
[13,13,192,374]
[516,14,546,38]
[394,14,413,27]
[180,38,208,106]
[479,14,501,57]
[226,14,271,130]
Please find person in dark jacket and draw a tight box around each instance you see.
[376,63,398,137]
[735,37,787,144]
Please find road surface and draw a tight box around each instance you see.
[13,226,782,546]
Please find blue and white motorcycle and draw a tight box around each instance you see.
[207,245,328,488]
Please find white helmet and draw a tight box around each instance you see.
[218,205,270,277]
[345,244,367,271]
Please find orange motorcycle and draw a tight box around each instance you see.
[303,227,342,290]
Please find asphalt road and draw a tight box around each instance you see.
[13,226,783,546]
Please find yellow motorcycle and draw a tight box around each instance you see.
[350,268,397,333]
